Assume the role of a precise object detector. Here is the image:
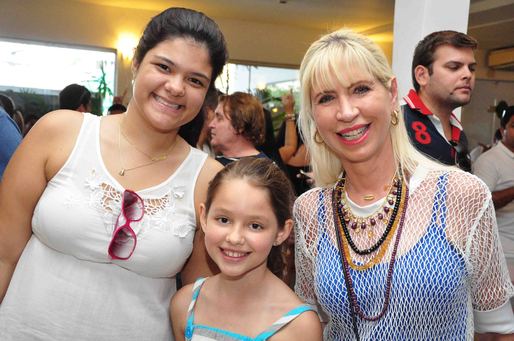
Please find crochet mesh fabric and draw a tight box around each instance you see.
[294,169,514,340]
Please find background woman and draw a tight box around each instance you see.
[0,7,227,340]
[294,29,514,340]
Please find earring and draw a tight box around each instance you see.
[273,241,280,246]
[314,131,324,144]
[391,109,399,126]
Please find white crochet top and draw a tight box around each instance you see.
[294,166,514,340]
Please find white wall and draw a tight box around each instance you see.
[0,0,325,97]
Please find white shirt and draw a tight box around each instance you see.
[474,142,514,258]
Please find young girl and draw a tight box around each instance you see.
[170,157,322,341]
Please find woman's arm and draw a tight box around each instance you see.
[464,178,514,336]
[0,110,82,302]
[180,157,223,285]
[286,144,310,168]
[278,92,298,163]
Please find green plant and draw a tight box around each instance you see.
[255,87,299,134]
[89,62,113,115]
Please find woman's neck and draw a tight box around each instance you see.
[122,108,179,154]
[342,153,397,206]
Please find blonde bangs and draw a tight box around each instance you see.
[308,42,377,97]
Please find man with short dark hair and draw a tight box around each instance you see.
[474,106,514,287]
[59,83,91,112]
[403,30,477,171]
[107,103,127,115]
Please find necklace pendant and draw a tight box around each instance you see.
[151,155,167,162]
[119,169,125,176]
[363,194,375,201]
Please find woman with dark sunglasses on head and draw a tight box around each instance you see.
[0,7,227,340]
[294,29,514,340]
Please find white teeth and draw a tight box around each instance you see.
[340,126,367,140]
[223,250,247,258]
[154,94,181,109]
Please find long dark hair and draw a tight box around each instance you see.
[134,7,229,145]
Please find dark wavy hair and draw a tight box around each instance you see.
[134,7,228,146]
[501,106,514,128]
[133,7,228,91]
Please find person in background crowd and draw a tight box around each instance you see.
[107,103,127,115]
[403,30,477,172]
[59,83,92,112]
[0,94,24,134]
[276,92,312,196]
[0,100,22,179]
[170,157,322,341]
[294,28,514,340]
[474,106,514,295]
[22,114,38,137]
[0,7,228,340]
[196,88,222,155]
[209,91,267,166]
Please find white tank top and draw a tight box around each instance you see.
[0,113,208,340]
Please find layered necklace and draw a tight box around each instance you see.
[338,172,401,249]
[117,120,178,176]
[331,168,409,339]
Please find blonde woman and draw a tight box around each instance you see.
[294,28,514,340]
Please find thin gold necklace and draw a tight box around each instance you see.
[117,120,177,176]
[120,120,175,161]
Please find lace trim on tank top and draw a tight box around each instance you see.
[83,169,192,239]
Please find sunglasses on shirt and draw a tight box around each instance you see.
[450,140,471,172]
[108,189,144,260]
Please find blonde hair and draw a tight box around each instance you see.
[298,28,437,187]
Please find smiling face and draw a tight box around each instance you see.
[416,45,476,109]
[131,37,212,132]
[311,65,397,166]
[200,178,291,279]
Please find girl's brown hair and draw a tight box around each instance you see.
[204,157,295,279]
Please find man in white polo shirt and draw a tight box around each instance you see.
[474,106,514,289]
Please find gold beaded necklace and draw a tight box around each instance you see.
[336,179,407,271]
[117,120,178,176]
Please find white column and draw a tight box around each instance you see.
[392,0,471,108]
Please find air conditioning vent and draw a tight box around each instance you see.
[488,47,514,71]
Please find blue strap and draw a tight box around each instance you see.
[429,173,449,228]
[187,299,313,340]
[185,277,207,340]
[317,189,328,249]
[255,304,315,340]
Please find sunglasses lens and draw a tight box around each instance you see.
[109,226,136,260]
[123,191,144,221]
[108,190,144,260]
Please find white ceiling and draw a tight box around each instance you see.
[74,0,514,51]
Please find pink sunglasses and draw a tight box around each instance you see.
[108,189,144,260]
